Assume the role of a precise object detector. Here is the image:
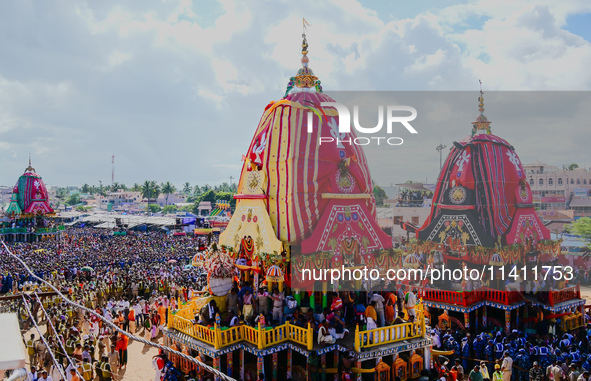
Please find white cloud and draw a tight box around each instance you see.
[1,0,591,187]
[406,48,446,73]
[108,50,132,66]
[197,88,225,108]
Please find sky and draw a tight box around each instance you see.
[0,0,590,188]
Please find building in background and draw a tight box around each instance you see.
[524,161,591,211]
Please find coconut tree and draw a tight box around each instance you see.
[182,182,192,195]
[161,181,176,206]
[141,180,160,214]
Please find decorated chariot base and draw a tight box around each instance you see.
[163,247,431,381]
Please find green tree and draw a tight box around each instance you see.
[215,191,236,208]
[141,181,160,214]
[131,183,142,192]
[179,204,194,213]
[147,204,161,214]
[566,217,591,248]
[563,163,579,171]
[161,181,177,206]
[141,181,160,200]
[162,205,178,214]
[81,184,91,194]
[150,181,160,199]
[183,182,192,195]
[56,187,68,199]
[110,182,127,192]
[198,189,217,204]
[66,193,81,206]
[373,185,388,207]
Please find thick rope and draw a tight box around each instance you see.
[31,292,88,380]
[21,294,69,381]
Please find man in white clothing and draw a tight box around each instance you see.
[501,351,513,381]
[38,369,53,381]
[404,287,417,318]
[318,320,336,345]
[27,366,37,381]
[369,292,386,327]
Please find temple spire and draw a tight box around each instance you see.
[284,20,322,96]
[301,19,309,69]
[26,153,35,172]
[471,80,491,136]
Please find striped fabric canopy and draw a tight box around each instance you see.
[12,169,54,216]
[418,132,550,247]
[236,91,378,245]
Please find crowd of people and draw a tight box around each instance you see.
[431,324,591,381]
[2,227,591,381]
[1,229,210,381]
[196,279,421,347]
[396,190,434,207]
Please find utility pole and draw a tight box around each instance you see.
[436,144,447,170]
[98,180,103,210]
[111,155,115,186]
[146,182,150,216]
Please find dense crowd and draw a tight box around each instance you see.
[1,229,209,381]
[430,322,591,381]
[396,190,434,207]
[2,228,591,381]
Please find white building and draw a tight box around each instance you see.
[523,161,591,210]
[105,190,142,206]
[155,193,188,207]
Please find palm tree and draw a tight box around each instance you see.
[141,181,158,201]
[141,181,160,214]
[141,181,151,213]
[183,182,192,195]
[81,184,91,194]
[131,183,141,192]
[150,181,160,199]
[56,188,68,199]
[161,182,176,206]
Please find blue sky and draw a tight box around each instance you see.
[0,0,590,189]
[565,13,591,42]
